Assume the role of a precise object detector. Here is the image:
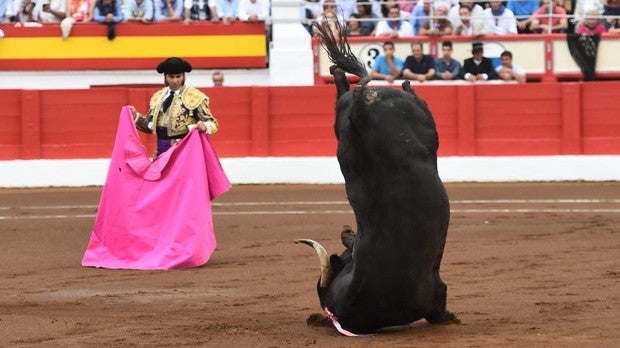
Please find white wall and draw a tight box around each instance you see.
[1,156,619,187]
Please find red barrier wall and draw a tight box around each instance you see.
[2,82,619,160]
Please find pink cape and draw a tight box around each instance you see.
[82,106,231,270]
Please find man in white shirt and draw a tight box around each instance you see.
[375,5,414,37]
[484,0,517,35]
[238,0,268,22]
[496,50,526,83]
[448,0,484,28]
[37,0,67,22]
[454,5,491,36]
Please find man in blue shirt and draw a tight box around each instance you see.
[410,0,430,35]
[216,0,240,24]
[0,0,15,23]
[507,0,538,33]
[402,42,435,82]
[124,0,155,22]
[154,0,184,22]
[93,0,124,40]
[435,41,462,80]
[370,42,405,83]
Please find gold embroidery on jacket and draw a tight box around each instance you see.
[144,86,217,138]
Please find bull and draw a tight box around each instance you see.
[296,20,458,335]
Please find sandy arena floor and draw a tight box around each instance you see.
[0,182,618,347]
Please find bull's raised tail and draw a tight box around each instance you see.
[312,18,367,79]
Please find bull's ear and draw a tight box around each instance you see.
[330,254,345,276]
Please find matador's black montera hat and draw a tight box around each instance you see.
[156,57,193,74]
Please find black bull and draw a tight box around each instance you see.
[296,21,458,335]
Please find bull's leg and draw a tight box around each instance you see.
[424,279,459,324]
[425,252,460,324]
[336,225,356,266]
[340,224,356,251]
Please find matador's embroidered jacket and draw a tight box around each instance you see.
[135,86,218,138]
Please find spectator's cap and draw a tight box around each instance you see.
[156,57,192,74]
[472,42,484,52]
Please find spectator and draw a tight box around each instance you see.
[603,0,620,30]
[496,50,526,83]
[67,0,91,21]
[14,0,37,23]
[84,1,96,21]
[435,41,462,80]
[608,17,620,32]
[346,14,363,35]
[212,71,224,86]
[369,0,382,18]
[93,0,123,40]
[573,0,604,32]
[154,0,183,21]
[396,0,414,15]
[210,0,219,21]
[355,0,378,36]
[448,0,485,29]
[37,0,67,22]
[419,3,453,36]
[380,0,398,17]
[484,0,518,35]
[59,0,91,39]
[463,42,498,81]
[370,41,404,83]
[402,42,435,82]
[410,0,430,35]
[183,0,214,24]
[454,5,491,36]
[314,0,345,38]
[124,0,154,22]
[530,0,568,33]
[215,0,239,24]
[507,0,538,33]
[531,0,569,33]
[555,0,571,13]
[301,0,322,33]
[1,0,14,23]
[375,5,414,37]
[576,8,607,32]
[238,0,268,22]
[337,0,356,19]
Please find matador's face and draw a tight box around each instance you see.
[165,73,185,91]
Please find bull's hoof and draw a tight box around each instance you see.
[306,313,332,327]
[341,225,356,250]
[426,310,460,325]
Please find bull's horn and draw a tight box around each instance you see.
[295,239,332,288]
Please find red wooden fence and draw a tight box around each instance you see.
[2,81,619,160]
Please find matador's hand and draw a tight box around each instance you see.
[196,120,218,135]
